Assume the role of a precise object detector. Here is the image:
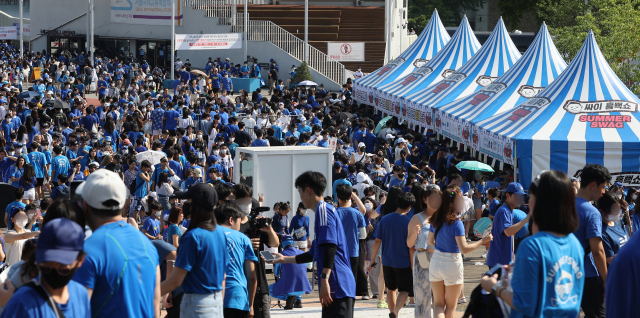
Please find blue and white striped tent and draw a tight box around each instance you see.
[374,16,481,127]
[406,18,521,130]
[436,22,567,145]
[352,10,450,105]
[474,31,640,188]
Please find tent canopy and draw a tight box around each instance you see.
[475,31,640,187]
[407,18,521,130]
[436,22,567,145]
[373,16,481,127]
[353,9,450,104]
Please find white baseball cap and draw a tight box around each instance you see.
[385,133,395,140]
[397,138,406,143]
[76,169,127,211]
[358,142,366,148]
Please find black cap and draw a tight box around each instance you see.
[174,183,218,210]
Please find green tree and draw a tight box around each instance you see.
[538,0,640,94]
[293,61,313,84]
[408,0,486,34]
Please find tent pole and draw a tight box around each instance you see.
[513,140,518,183]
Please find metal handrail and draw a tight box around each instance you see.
[232,16,345,85]
[183,0,235,25]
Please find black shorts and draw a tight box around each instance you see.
[36,178,44,187]
[223,308,248,318]
[321,296,354,318]
[383,265,414,296]
[212,87,220,93]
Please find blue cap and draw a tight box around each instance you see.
[182,136,189,142]
[615,182,623,187]
[281,234,294,248]
[36,218,85,265]
[154,101,161,107]
[9,206,23,218]
[128,96,135,101]
[505,182,526,195]
[333,161,342,169]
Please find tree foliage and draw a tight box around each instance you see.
[408,0,486,34]
[293,61,313,83]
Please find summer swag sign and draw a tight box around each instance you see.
[175,34,242,50]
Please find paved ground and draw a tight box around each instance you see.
[268,247,490,318]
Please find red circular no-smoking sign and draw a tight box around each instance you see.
[340,44,352,55]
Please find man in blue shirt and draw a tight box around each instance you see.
[250,129,270,147]
[335,185,368,299]
[163,102,180,134]
[97,75,108,99]
[50,146,70,184]
[574,164,610,318]
[332,170,352,202]
[369,191,415,317]
[150,102,165,140]
[487,182,529,268]
[215,202,258,317]
[73,169,161,318]
[269,171,356,317]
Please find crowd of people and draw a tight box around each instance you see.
[0,41,635,318]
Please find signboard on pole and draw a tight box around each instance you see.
[175,34,243,50]
[0,26,17,40]
[327,42,365,61]
[111,0,182,26]
[12,23,30,36]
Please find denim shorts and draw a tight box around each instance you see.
[180,291,223,318]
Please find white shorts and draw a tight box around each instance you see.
[293,241,308,249]
[429,250,464,286]
[24,188,35,200]
[153,129,162,136]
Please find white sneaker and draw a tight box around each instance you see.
[458,297,467,304]
[481,252,487,259]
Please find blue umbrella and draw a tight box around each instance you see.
[17,91,38,99]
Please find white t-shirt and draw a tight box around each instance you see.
[5,229,31,266]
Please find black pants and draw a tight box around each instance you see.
[581,276,605,318]
[253,293,270,318]
[164,293,183,318]
[322,297,354,318]
[224,308,249,318]
[349,240,368,296]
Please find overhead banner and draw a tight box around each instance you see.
[327,42,364,61]
[574,170,640,187]
[175,33,242,50]
[111,0,182,26]
[0,26,17,40]
[12,23,30,36]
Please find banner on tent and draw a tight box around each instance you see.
[478,129,513,165]
[175,34,242,50]
[469,82,507,106]
[563,99,639,129]
[401,66,434,86]
[476,75,499,87]
[354,84,368,104]
[517,85,545,98]
[431,72,466,95]
[377,57,406,76]
[574,170,640,187]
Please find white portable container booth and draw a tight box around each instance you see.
[233,146,334,241]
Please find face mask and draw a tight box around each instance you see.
[398,173,405,179]
[197,134,202,139]
[39,265,78,289]
[5,119,10,124]
[15,219,27,228]
[155,211,162,218]
[376,164,381,168]
[315,132,321,136]
[229,138,235,142]
[633,194,638,201]
[606,212,620,222]
[213,150,220,156]
[360,147,366,152]
[238,203,252,216]
[615,193,622,200]
[364,203,373,211]
[28,213,35,219]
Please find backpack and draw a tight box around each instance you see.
[129,177,144,195]
[56,185,70,198]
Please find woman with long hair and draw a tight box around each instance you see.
[160,185,229,316]
[428,187,492,318]
[166,205,183,248]
[481,170,583,318]
[9,156,26,188]
[598,193,630,265]
[179,108,194,129]
[156,172,174,211]
[407,187,441,318]
[4,207,39,266]
[19,163,36,204]
[381,186,403,216]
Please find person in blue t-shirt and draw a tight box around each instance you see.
[271,202,290,238]
[481,170,584,318]
[131,160,152,222]
[215,202,258,317]
[163,104,180,132]
[289,203,311,250]
[250,129,270,147]
[73,169,160,318]
[50,146,70,184]
[597,193,629,265]
[161,183,230,317]
[2,218,90,318]
[267,171,356,317]
[369,192,414,317]
[487,182,530,268]
[141,201,163,240]
[335,185,368,299]
[487,188,501,217]
[605,215,640,317]
[512,208,529,252]
[573,164,610,318]
[426,187,492,317]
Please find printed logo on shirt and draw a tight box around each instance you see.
[546,256,582,307]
